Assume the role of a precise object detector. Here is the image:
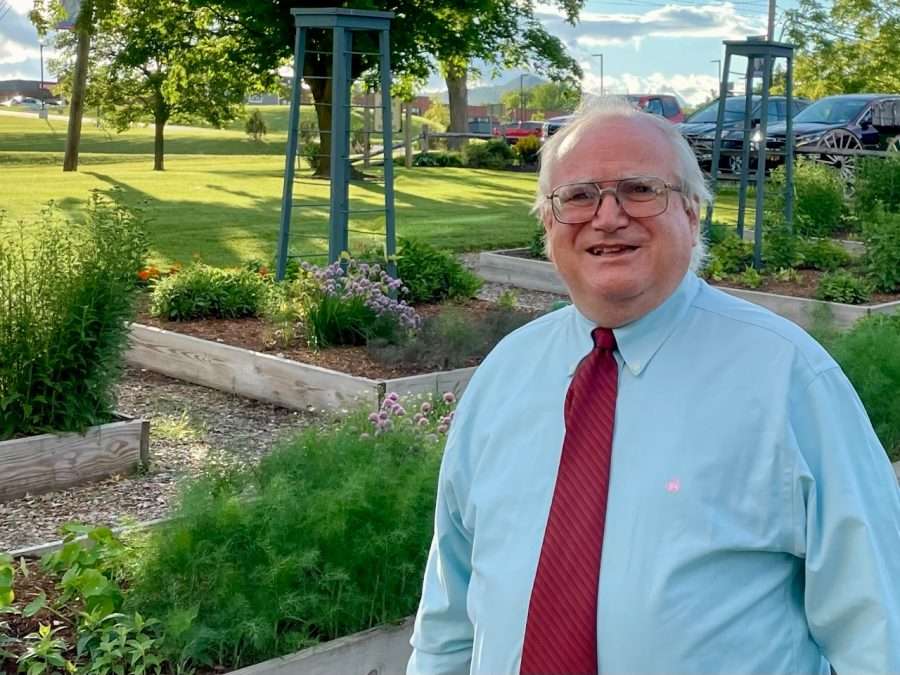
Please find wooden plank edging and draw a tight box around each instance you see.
[230,619,413,675]
[477,249,900,330]
[0,416,149,503]
[127,324,481,411]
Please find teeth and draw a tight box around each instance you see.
[589,246,630,255]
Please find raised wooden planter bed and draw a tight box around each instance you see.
[0,415,149,502]
[126,324,477,411]
[231,619,413,675]
[478,249,900,330]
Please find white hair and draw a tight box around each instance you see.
[533,96,711,271]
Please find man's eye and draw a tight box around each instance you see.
[623,182,654,195]
[561,189,594,203]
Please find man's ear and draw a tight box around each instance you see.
[541,211,554,262]
[683,195,701,240]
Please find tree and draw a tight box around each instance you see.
[501,87,530,121]
[51,0,268,170]
[422,98,449,130]
[529,81,580,115]
[783,0,900,98]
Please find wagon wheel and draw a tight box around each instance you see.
[887,135,900,153]
[726,153,743,175]
[815,129,862,192]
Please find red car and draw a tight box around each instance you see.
[493,120,545,144]
[626,94,685,123]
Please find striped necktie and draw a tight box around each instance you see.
[521,327,618,675]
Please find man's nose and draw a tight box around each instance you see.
[592,191,628,230]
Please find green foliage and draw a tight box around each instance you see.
[0,192,146,441]
[797,237,852,271]
[244,110,268,142]
[77,612,164,675]
[123,398,452,668]
[514,135,541,166]
[823,313,900,461]
[862,204,900,293]
[368,305,533,370]
[737,267,763,289]
[767,160,845,237]
[763,221,801,270]
[527,81,581,114]
[422,98,449,130]
[463,139,514,170]
[393,238,482,304]
[709,233,753,274]
[528,224,547,260]
[704,221,732,247]
[150,263,269,320]
[301,141,323,173]
[816,270,871,304]
[412,151,463,167]
[855,156,900,217]
[0,553,14,608]
[18,623,74,675]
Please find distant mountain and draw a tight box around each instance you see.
[428,74,549,105]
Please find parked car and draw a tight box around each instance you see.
[678,96,809,174]
[494,120,544,144]
[759,94,900,183]
[540,94,684,142]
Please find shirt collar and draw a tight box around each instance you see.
[571,272,700,376]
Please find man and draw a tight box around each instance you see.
[407,98,900,674]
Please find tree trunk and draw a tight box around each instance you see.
[445,66,469,151]
[153,117,166,171]
[63,2,93,173]
[307,73,333,178]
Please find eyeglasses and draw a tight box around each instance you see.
[547,176,683,224]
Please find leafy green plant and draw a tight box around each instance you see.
[527,224,547,260]
[797,237,852,272]
[261,278,311,348]
[737,266,763,289]
[463,139,514,169]
[767,160,845,237]
[0,192,147,441]
[772,267,801,283]
[150,263,269,321]
[763,221,800,270]
[709,233,753,274]
[412,151,463,167]
[123,397,453,668]
[392,238,482,305]
[514,135,541,166]
[18,623,75,675]
[300,141,322,172]
[0,553,14,608]
[703,221,732,247]
[861,204,900,292]
[822,314,900,461]
[77,611,164,675]
[816,270,871,304]
[701,255,727,282]
[855,156,900,217]
[244,110,267,142]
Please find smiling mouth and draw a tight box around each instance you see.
[586,245,639,256]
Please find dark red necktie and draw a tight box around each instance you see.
[521,327,618,675]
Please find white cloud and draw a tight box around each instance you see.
[0,39,38,64]
[581,70,720,106]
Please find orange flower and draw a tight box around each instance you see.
[259,266,269,277]
[147,266,161,279]
[137,269,151,281]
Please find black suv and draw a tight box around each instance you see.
[761,94,900,183]
[678,96,809,174]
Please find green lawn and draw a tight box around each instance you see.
[1,113,744,269]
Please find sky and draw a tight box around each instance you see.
[0,0,792,106]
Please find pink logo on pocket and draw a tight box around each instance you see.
[666,478,681,493]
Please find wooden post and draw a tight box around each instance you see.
[404,105,412,168]
[423,125,430,152]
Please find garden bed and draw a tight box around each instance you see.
[0,415,149,503]
[128,299,535,411]
[478,249,900,329]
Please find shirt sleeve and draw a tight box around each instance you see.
[793,366,900,674]
[407,411,476,674]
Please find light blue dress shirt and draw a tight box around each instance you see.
[408,271,900,675]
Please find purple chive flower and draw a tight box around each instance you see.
[368,412,379,423]
[420,402,432,414]
[417,417,429,427]
[443,392,456,404]
[437,424,449,434]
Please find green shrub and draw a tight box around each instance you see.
[824,314,900,461]
[528,224,547,260]
[150,264,269,321]
[797,237,852,271]
[394,238,482,305]
[244,110,267,141]
[768,160,845,237]
[412,151,463,168]
[0,192,146,440]
[514,135,541,166]
[763,221,800,270]
[368,304,533,370]
[300,141,322,172]
[463,139,514,170]
[704,221,732,247]
[737,266,763,288]
[855,156,900,216]
[124,397,452,668]
[816,270,871,304]
[709,233,753,273]
[862,205,900,292]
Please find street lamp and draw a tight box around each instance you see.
[39,38,44,109]
[592,53,604,96]
[519,73,526,123]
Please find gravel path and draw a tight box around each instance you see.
[458,252,568,312]
[1,368,315,553]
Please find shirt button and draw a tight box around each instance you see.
[630,361,642,374]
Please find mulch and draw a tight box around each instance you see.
[714,268,900,303]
